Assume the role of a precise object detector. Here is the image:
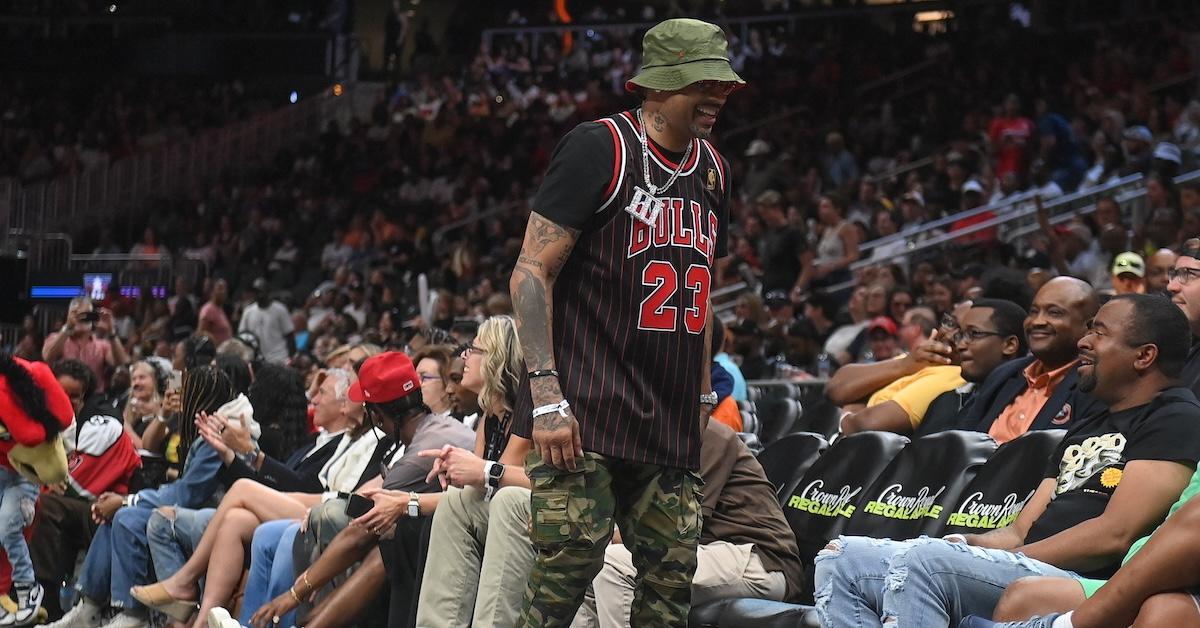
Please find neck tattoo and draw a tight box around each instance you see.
[626,107,693,229]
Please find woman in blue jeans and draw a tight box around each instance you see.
[48,366,237,628]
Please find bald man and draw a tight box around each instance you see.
[963,277,1104,442]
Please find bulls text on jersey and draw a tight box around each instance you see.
[626,196,719,263]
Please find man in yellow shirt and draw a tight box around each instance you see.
[832,302,972,435]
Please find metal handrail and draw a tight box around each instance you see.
[431,200,524,254]
[855,173,1144,261]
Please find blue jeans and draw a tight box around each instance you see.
[77,506,154,610]
[0,466,39,583]
[240,520,300,626]
[147,507,215,582]
[813,536,1077,627]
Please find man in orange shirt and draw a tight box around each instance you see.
[965,276,1103,442]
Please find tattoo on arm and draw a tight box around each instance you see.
[511,213,580,382]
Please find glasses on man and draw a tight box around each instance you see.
[1168,267,1200,285]
[952,329,1004,345]
[419,374,442,383]
[691,80,738,96]
[940,313,960,332]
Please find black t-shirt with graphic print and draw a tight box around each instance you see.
[1024,386,1200,576]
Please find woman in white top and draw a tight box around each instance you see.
[800,193,860,291]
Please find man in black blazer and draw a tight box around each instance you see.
[962,277,1103,442]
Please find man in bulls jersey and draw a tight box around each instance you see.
[509,18,740,628]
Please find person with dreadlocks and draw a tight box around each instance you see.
[47,366,236,628]
[0,354,74,626]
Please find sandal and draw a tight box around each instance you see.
[130,583,198,622]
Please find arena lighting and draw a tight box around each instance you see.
[289,91,299,104]
[915,10,954,22]
[107,3,117,12]
[333,83,344,97]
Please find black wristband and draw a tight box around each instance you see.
[528,369,559,379]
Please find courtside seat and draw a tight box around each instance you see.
[740,408,760,437]
[755,432,828,500]
[791,397,840,440]
[940,429,1066,536]
[736,399,756,414]
[783,431,909,566]
[688,597,819,628]
[757,397,802,445]
[844,430,996,539]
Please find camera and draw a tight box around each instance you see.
[79,311,100,323]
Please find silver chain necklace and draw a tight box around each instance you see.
[636,107,693,196]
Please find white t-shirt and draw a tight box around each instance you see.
[239,301,294,364]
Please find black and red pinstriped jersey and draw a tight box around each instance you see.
[514,109,731,470]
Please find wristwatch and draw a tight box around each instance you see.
[407,492,420,518]
[699,392,718,406]
[484,461,506,501]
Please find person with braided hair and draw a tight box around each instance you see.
[48,366,237,628]
[0,354,75,626]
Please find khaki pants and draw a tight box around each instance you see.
[417,485,534,628]
[573,542,787,628]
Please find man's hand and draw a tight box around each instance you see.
[905,329,954,367]
[532,407,584,471]
[91,492,123,524]
[352,487,406,534]
[96,307,116,337]
[418,446,487,489]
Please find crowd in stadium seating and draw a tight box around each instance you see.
[0,78,271,183]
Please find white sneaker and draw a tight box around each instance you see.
[206,608,243,628]
[0,582,45,626]
[40,597,102,628]
[98,612,148,628]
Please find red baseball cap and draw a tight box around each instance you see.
[348,352,421,404]
[868,316,898,337]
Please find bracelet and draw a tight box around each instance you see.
[528,369,559,379]
[532,399,570,419]
[289,586,303,604]
[301,572,313,592]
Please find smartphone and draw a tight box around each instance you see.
[345,493,374,518]
[168,369,183,393]
[79,311,100,323]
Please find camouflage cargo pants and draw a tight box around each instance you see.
[518,450,702,628]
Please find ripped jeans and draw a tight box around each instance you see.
[813,536,1078,628]
[0,466,39,583]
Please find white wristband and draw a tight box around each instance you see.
[532,399,570,419]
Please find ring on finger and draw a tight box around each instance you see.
[273,616,281,625]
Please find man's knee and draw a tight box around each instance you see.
[490,486,530,527]
[1132,592,1200,628]
[146,508,174,543]
[112,506,149,537]
[993,577,1044,621]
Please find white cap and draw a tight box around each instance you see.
[962,179,985,195]
[744,139,771,157]
[1154,142,1182,164]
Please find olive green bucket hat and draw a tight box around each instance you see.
[625,18,745,93]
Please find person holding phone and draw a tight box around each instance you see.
[43,297,130,394]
